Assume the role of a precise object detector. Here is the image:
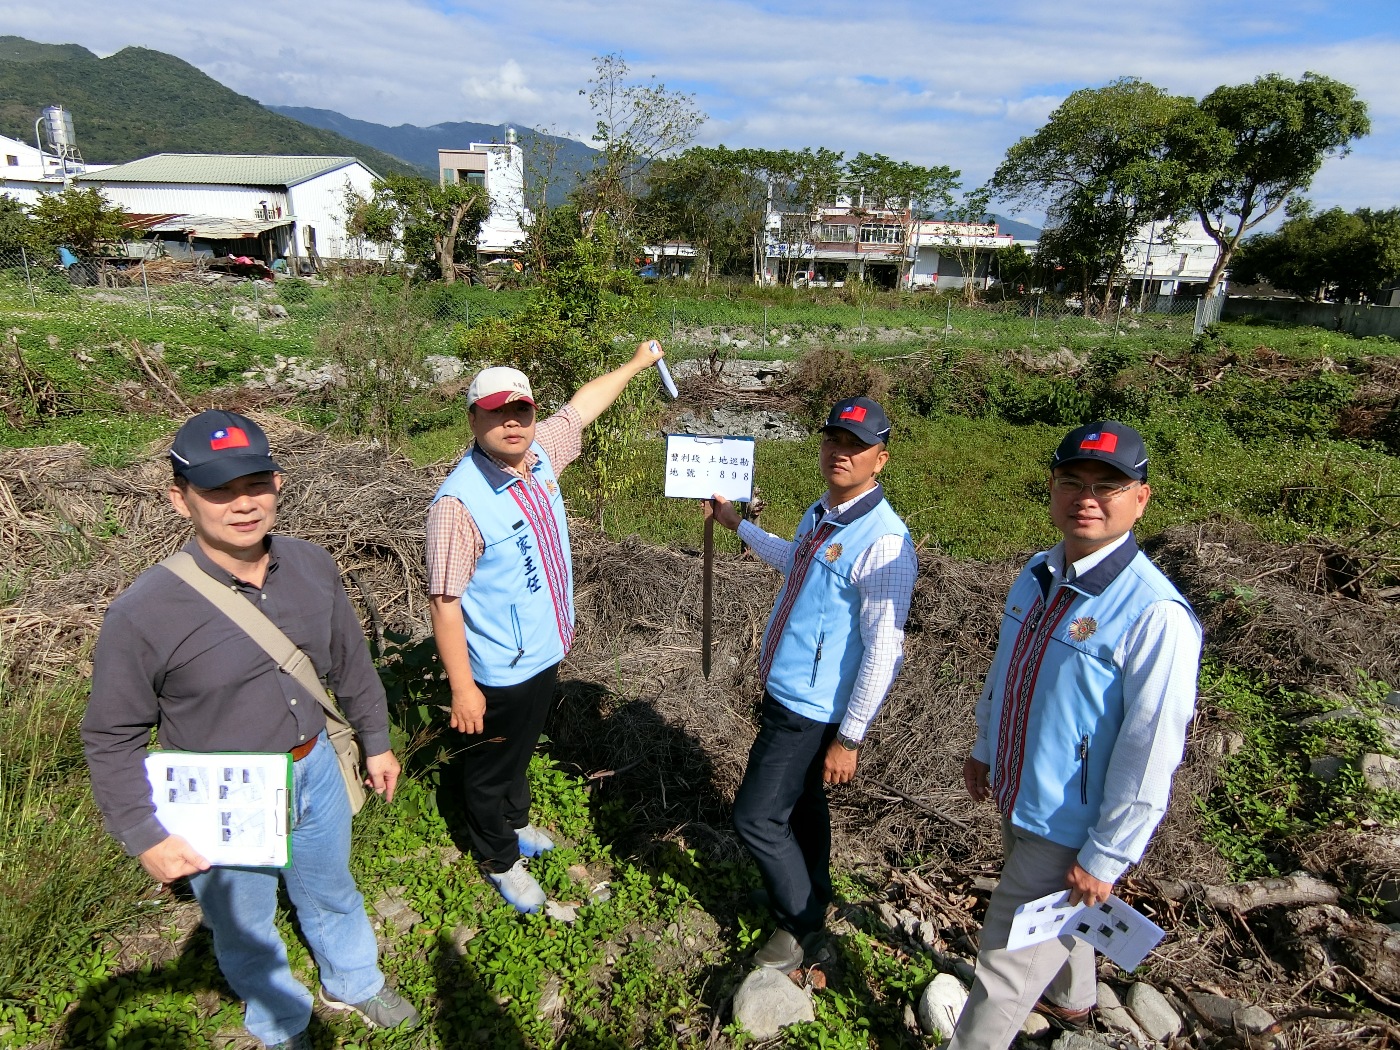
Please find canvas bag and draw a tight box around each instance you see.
[160,551,369,815]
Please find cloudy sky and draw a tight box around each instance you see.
[5,0,1398,221]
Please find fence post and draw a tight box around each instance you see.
[253,279,261,334]
[1114,297,1122,339]
[1033,294,1040,339]
[20,246,36,308]
[763,305,768,353]
[465,301,470,330]
[141,260,152,321]
[671,301,677,343]
[944,299,952,339]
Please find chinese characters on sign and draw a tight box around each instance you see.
[663,434,757,502]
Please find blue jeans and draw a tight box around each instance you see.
[732,693,837,939]
[189,732,384,1046]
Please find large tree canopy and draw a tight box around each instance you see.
[990,78,1194,310]
[1232,204,1400,302]
[1168,72,1370,296]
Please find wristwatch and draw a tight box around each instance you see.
[837,733,861,752]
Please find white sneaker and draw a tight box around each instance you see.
[487,858,546,913]
[516,823,555,857]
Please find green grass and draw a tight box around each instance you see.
[1195,663,1400,882]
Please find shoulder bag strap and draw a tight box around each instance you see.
[160,551,349,728]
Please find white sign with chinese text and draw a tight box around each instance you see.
[663,434,756,502]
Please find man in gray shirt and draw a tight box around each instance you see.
[82,410,418,1050]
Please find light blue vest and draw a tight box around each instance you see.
[433,444,574,687]
[984,536,1197,850]
[761,486,910,722]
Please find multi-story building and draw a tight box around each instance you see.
[437,129,530,255]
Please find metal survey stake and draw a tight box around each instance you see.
[702,513,714,678]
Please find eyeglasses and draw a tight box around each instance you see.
[1052,477,1141,500]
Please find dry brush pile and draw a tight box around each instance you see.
[4,419,1400,1046]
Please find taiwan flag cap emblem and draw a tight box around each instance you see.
[823,396,891,446]
[169,410,281,489]
[1051,419,1148,480]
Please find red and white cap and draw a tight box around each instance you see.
[467,366,535,410]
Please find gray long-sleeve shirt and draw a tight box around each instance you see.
[82,536,391,857]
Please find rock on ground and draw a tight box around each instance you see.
[915,973,967,1039]
[732,967,814,1039]
[1124,982,1182,1042]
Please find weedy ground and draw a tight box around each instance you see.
[3,274,1400,1048]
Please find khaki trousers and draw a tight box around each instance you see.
[946,822,1098,1050]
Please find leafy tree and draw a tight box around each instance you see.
[990,78,1194,313]
[346,174,489,282]
[640,146,768,283]
[1168,72,1370,296]
[28,187,128,254]
[921,187,1000,302]
[0,194,34,253]
[1233,204,1400,302]
[576,53,706,248]
[846,152,960,285]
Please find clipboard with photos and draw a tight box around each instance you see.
[145,751,293,867]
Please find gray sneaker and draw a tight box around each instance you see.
[753,928,804,973]
[319,984,421,1031]
[270,1031,312,1050]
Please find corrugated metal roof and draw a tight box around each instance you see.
[122,212,293,239]
[79,154,364,188]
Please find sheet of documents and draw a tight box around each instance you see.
[663,434,756,502]
[145,751,292,867]
[1007,890,1166,971]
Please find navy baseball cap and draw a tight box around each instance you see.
[169,410,282,488]
[822,397,892,446]
[1051,420,1148,480]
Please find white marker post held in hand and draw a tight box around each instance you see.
[651,340,679,399]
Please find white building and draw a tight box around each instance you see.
[905,220,1017,290]
[1120,219,1222,298]
[438,132,531,255]
[72,154,384,264]
[0,132,112,205]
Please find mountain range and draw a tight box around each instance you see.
[0,36,418,177]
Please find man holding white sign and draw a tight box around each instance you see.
[426,341,666,913]
[704,396,916,973]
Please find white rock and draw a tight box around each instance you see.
[1020,1010,1052,1038]
[1125,982,1182,1041]
[732,967,814,1039]
[916,973,968,1040]
[544,901,577,923]
[1361,753,1400,793]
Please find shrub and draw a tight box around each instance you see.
[783,346,892,421]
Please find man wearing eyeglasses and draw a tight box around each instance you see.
[947,420,1201,1050]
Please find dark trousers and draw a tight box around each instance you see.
[461,662,559,874]
[732,692,838,938]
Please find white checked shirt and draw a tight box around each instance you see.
[738,489,918,742]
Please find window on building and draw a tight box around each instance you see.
[441,168,457,184]
[5,155,17,167]
[463,171,485,187]
[859,224,903,245]
[819,224,855,243]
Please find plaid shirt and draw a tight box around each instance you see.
[426,405,583,598]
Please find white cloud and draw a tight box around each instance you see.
[2,0,1397,208]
